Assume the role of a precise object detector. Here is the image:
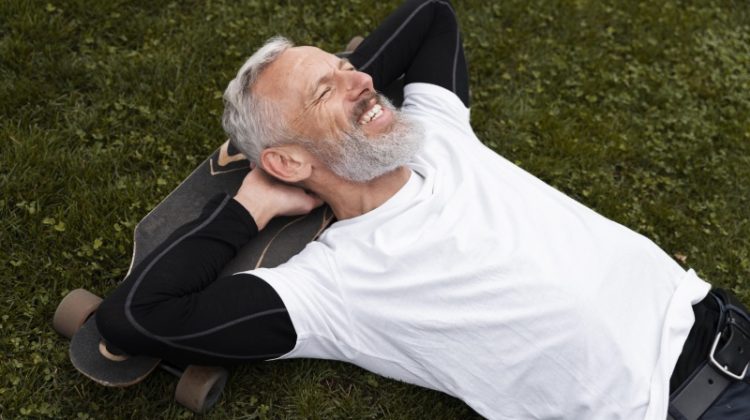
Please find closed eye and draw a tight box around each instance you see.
[316,87,332,103]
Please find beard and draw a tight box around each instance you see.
[306,94,424,183]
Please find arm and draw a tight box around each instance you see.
[96,170,321,366]
[348,0,470,107]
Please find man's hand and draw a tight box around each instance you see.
[233,166,324,231]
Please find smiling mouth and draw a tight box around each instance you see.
[359,103,383,125]
[352,94,386,126]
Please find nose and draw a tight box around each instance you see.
[343,70,373,101]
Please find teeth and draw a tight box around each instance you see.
[360,104,382,125]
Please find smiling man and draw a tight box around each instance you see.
[95,1,750,419]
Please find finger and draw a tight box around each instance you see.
[307,192,325,208]
[310,197,325,208]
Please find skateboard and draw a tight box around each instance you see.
[53,139,335,413]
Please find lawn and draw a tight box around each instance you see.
[1,0,749,418]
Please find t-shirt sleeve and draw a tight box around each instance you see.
[240,242,351,361]
[402,82,471,130]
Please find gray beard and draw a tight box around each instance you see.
[309,95,425,183]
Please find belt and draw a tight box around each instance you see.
[668,289,750,420]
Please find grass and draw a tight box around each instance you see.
[1,0,749,418]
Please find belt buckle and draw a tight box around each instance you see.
[709,330,750,380]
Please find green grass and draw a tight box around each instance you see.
[2,0,749,418]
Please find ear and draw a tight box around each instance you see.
[259,145,312,183]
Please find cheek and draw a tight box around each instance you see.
[295,98,354,141]
[318,104,353,139]
[298,108,339,141]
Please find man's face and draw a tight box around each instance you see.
[254,46,423,182]
[255,46,394,144]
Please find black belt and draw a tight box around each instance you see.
[668,289,750,420]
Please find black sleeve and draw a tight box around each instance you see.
[96,194,297,366]
[126,195,258,305]
[348,0,470,107]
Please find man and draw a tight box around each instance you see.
[96,0,750,418]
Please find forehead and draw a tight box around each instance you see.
[254,46,337,105]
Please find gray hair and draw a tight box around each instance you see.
[221,36,294,164]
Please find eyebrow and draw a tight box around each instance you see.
[308,58,351,99]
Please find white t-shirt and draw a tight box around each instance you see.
[246,83,711,419]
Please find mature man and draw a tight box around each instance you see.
[96,0,750,418]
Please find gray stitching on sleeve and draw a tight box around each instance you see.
[123,195,289,358]
[358,0,436,71]
[151,338,284,360]
[157,308,289,340]
[452,21,459,93]
[124,195,231,338]
[360,0,461,99]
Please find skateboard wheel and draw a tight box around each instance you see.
[53,288,102,339]
[175,365,228,413]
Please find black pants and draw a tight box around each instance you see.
[96,0,469,367]
[669,290,750,419]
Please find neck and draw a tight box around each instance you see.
[310,166,412,220]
